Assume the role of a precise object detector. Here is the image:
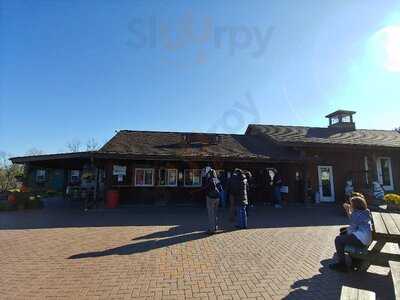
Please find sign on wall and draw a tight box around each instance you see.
[113,165,127,176]
[280,186,289,194]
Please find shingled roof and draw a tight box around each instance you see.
[99,130,301,162]
[247,125,400,149]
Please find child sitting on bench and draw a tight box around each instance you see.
[330,195,372,272]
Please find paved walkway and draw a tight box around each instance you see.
[0,204,396,299]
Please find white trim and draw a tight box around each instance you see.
[184,169,202,187]
[376,157,394,191]
[159,169,178,187]
[364,156,369,185]
[317,166,335,202]
[71,170,80,183]
[134,168,155,187]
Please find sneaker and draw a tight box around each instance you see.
[329,262,348,273]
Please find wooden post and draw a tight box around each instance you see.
[303,162,310,205]
[371,153,378,184]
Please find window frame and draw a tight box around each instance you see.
[159,169,178,187]
[184,169,202,187]
[70,170,80,183]
[376,157,394,191]
[36,169,46,183]
[134,168,155,187]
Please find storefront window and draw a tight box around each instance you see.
[168,169,178,186]
[135,168,154,187]
[184,169,202,187]
[377,157,394,190]
[159,169,178,187]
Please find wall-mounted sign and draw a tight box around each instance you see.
[280,186,289,194]
[113,165,127,176]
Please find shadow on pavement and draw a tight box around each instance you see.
[283,259,395,300]
[0,204,347,230]
[68,225,213,259]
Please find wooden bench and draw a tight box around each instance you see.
[345,212,400,268]
[340,286,375,300]
[390,260,400,300]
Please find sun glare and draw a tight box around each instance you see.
[374,25,400,72]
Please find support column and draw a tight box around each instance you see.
[303,162,310,205]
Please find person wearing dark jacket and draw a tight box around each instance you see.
[230,169,249,229]
[272,170,283,208]
[243,170,253,214]
[218,172,227,208]
[204,169,221,234]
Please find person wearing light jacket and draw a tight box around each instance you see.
[330,195,372,272]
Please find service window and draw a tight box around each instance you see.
[135,168,154,187]
[184,169,202,187]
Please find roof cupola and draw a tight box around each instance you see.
[325,110,356,131]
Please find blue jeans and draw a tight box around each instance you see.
[236,205,247,229]
[206,197,219,233]
[273,187,282,205]
[219,190,227,208]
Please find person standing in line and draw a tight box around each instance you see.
[218,171,227,208]
[204,168,221,234]
[243,170,253,215]
[228,169,240,222]
[273,169,283,208]
[231,169,249,229]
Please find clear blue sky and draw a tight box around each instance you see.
[1,0,400,156]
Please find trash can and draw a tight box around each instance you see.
[106,190,119,208]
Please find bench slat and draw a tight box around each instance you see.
[358,288,376,300]
[341,286,358,300]
[382,213,400,236]
[389,260,400,300]
[372,212,388,235]
[390,213,400,235]
[340,286,375,300]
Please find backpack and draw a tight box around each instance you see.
[229,173,240,196]
[207,177,220,198]
[230,173,246,197]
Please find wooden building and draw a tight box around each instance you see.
[10,110,400,206]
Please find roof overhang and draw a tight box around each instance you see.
[10,152,96,164]
[325,110,356,118]
[10,150,309,167]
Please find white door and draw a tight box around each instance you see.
[318,166,335,202]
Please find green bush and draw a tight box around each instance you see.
[10,192,44,210]
[0,202,12,211]
[25,197,44,209]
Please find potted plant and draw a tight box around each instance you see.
[384,193,400,211]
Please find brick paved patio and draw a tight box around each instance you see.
[0,204,396,299]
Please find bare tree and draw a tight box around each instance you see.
[86,138,99,151]
[66,139,82,152]
[0,151,10,168]
[26,148,46,156]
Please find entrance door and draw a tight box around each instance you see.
[318,166,335,202]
